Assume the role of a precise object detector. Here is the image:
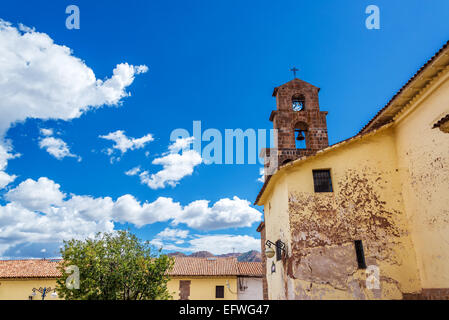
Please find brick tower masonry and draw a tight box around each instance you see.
[263,78,329,176]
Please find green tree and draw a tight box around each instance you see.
[56,230,174,300]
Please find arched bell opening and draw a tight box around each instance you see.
[294,121,308,149]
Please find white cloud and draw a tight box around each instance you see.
[168,137,195,153]
[39,136,81,161]
[0,20,147,188]
[38,128,80,161]
[139,150,202,189]
[0,171,16,189]
[40,128,54,136]
[151,234,261,255]
[137,137,202,189]
[0,20,148,136]
[100,130,154,158]
[0,144,17,189]
[0,177,261,257]
[156,228,189,240]
[149,239,164,248]
[125,166,141,176]
[188,235,260,255]
[5,177,66,211]
[172,196,262,231]
[0,144,12,170]
[0,201,114,257]
[110,195,182,227]
[258,167,265,183]
[149,228,189,250]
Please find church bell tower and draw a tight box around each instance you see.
[264,76,329,176]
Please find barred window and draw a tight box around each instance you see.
[313,169,333,193]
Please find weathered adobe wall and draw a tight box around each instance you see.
[394,70,449,290]
[283,128,421,300]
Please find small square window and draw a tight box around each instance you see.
[313,169,333,193]
[215,286,224,299]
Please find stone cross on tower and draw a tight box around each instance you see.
[290,67,299,78]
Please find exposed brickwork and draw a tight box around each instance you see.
[257,222,268,300]
[264,78,329,174]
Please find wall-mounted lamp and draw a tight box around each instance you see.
[265,240,286,261]
[31,287,57,300]
[265,246,275,259]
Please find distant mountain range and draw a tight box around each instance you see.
[167,250,261,262]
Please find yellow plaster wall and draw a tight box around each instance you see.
[0,278,60,300]
[0,277,237,300]
[167,276,238,300]
[394,71,449,289]
[263,175,291,300]
[260,128,422,299]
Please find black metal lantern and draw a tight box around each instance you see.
[265,240,286,261]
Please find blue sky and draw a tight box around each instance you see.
[0,0,448,259]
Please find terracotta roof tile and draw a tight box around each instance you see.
[0,259,62,279]
[0,258,263,278]
[237,262,263,277]
[168,257,239,276]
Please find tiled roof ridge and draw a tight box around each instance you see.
[359,39,449,134]
[0,257,263,278]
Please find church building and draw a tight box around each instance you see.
[256,40,449,300]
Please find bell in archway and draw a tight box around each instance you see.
[296,130,305,141]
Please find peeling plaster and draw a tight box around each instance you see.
[285,167,409,298]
